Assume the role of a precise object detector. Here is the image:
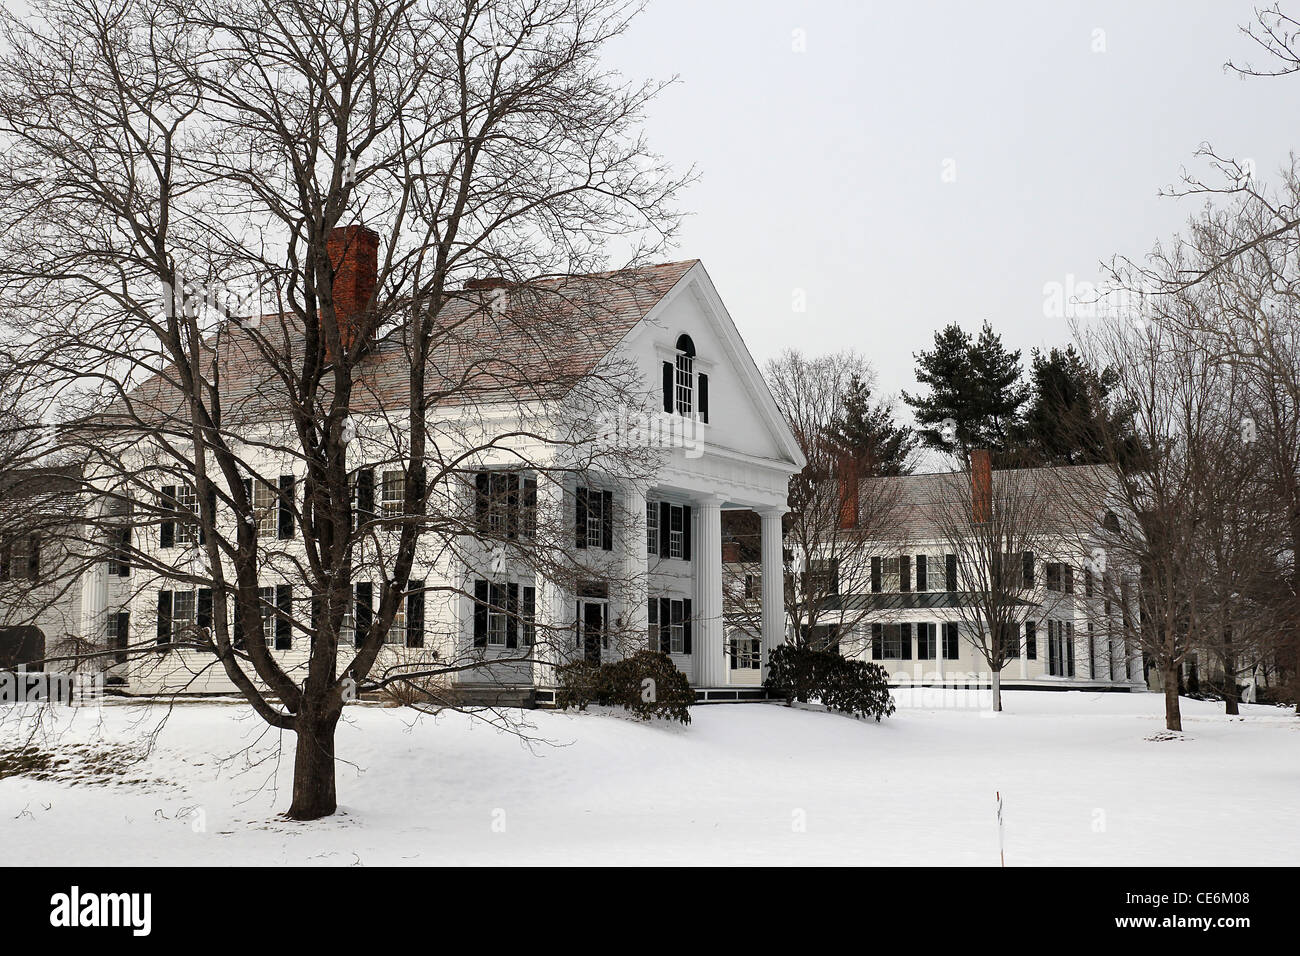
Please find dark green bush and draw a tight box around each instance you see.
[556,650,693,724]
[765,643,895,722]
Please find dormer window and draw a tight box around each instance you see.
[661,333,709,422]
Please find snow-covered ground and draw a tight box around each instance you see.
[1,690,1295,865]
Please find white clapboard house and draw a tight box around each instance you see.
[47,229,804,702]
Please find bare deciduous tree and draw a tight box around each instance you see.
[0,0,686,819]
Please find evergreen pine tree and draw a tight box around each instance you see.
[824,374,917,476]
[903,321,1027,458]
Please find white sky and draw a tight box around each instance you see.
[604,0,1297,411]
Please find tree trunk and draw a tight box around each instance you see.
[1162,661,1182,732]
[1223,651,1239,716]
[288,708,341,820]
[991,667,1002,712]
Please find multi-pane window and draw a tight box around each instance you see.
[669,600,685,653]
[172,590,196,642]
[942,621,960,660]
[106,612,129,665]
[474,471,536,539]
[174,485,198,544]
[729,637,761,669]
[648,597,659,648]
[380,470,405,517]
[873,622,907,659]
[387,602,406,644]
[584,489,604,550]
[1,535,39,581]
[646,501,658,555]
[258,586,276,646]
[488,582,509,646]
[253,480,279,536]
[107,526,131,576]
[917,621,937,660]
[669,504,684,558]
[744,573,758,600]
[674,352,693,415]
[807,559,839,597]
[1047,620,1076,676]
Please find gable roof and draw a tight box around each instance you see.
[111,260,700,428]
[854,462,1118,540]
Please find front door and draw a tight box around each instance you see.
[581,601,606,665]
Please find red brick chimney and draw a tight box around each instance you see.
[970,448,992,524]
[325,225,379,359]
[837,454,859,529]
[722,541,742,564]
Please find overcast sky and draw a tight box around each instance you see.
[604,0,1297,413]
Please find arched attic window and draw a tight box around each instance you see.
[1102,510,1120,534]
[661,333,709,422]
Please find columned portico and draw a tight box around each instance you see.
[694,495,726,686]
[758,506,786,680]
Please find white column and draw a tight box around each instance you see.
[79,519,108,655]
[694,495,726,687]
[620,482,649,657]
[758,506,786,682]
[532,475,568,686]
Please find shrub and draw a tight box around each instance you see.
[556,650,694,724]
[765,643,895,722]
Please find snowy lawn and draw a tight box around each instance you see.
[1,690,1295,865]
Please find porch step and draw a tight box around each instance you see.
[445,684,537,708]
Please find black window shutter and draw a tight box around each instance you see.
[202,486,216,544]
[197,587,212,633]
[682,505,692,561]
[27,534,39,578]
[575,487,588,549]
[116,527,131,576]
[521,585,534,646]
[945,553,957,591]
[1064,565,1074,594]
[160,485,175,548]
[473,580,488,647]
[506,473,520,540]
[682,598,693,654]
[575,601,582,648]
[506,582,519,648]
[601,490,613,551]
[522,477,537,537]
[356,468,375,521]
[1026,620,1037,659]
[355,582,372,646]
[114,612,130,664]
[0,543,9,581]
[871,556,881,593]
[278,475,295,539]
[662,361,674,412]
[871,622,883,659]
[900,622,913,660]
[409,464,426,514]
[659,502,671,557]
[916,554,927,591]
[407,580,425,648]
[474,472,489,533]
[156,590,172,644]
[275,585,292,649]
[1023,551,1035,588]
[659,597,672,653]
[698,373,709,423]
[900,555,911,593]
